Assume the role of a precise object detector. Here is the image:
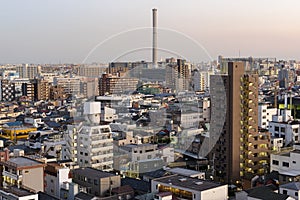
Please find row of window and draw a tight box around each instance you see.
[74,174,99,185]
[274,127,299,133]
[282,189,298,196]
[272,160,296,167]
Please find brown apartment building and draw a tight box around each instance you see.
[209,62,269,186]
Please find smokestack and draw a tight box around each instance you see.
[152,8,157,68]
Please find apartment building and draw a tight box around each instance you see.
[258,103,277,129]
[44,162,71,199]
[151,174,228,200]
[269,109,300,146]
[209,62,265,184]
[72,167,120,197]
[1,157,45,192]
[271,145,300,184]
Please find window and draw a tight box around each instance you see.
[272,160,279,165]
[94,179,98,185]
[294,129,299,133]
[282,190,287,195]
[275,126,279,132]
[295,192,298,196]
[293,161,296,164]
[281,127,286,133]
[283,162,289,167]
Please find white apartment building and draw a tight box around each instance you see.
[279,182,300,200]
[271,145,300,183]
[62,124,79,163]
[268,109,300,146]
[258,103,277,129]
[78,124,113,171]
[77,102,114,171]
[44,163,71,199]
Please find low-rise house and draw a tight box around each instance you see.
[280,182,300,200]
[72,167,120,197]
[0,156,45,192]
[151,174,228,200]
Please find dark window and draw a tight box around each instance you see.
[294,129,299,133]
[281,127,286,133]
[272,160,279,165]
[94,179,98,185]
[296,192,298,196]
[275,126,279,131]
[282,190,287,195]
[283,162,289,167]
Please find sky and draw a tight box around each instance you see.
[1,0,300,64]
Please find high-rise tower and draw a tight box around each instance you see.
[209,62,268,186]
[152,8,157,68]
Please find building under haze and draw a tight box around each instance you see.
[98,73,139,95]
[16,64,41,79]
[166,59,192,92]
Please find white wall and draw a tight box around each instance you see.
[279,187,299,200]
[200,185,228,200]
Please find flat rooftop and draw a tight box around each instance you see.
[153,174,224,192]
[73,167,116,179]
[2,157,44,169]
[166,167,204,177]
[0,186,35,197]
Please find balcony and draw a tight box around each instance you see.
[3,171,21,180]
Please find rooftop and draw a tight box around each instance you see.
[73,167,116,179]
[0,186,35,197]
[153,174,223,192]
[280,181,300,190]
[166,167,204,177]
[2,156,44,169]
[246,185,289,200]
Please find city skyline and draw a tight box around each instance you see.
[1,0,300,64]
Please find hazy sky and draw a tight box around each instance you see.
[1,0,300,64]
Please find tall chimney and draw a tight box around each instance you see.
[152,8,157,68]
